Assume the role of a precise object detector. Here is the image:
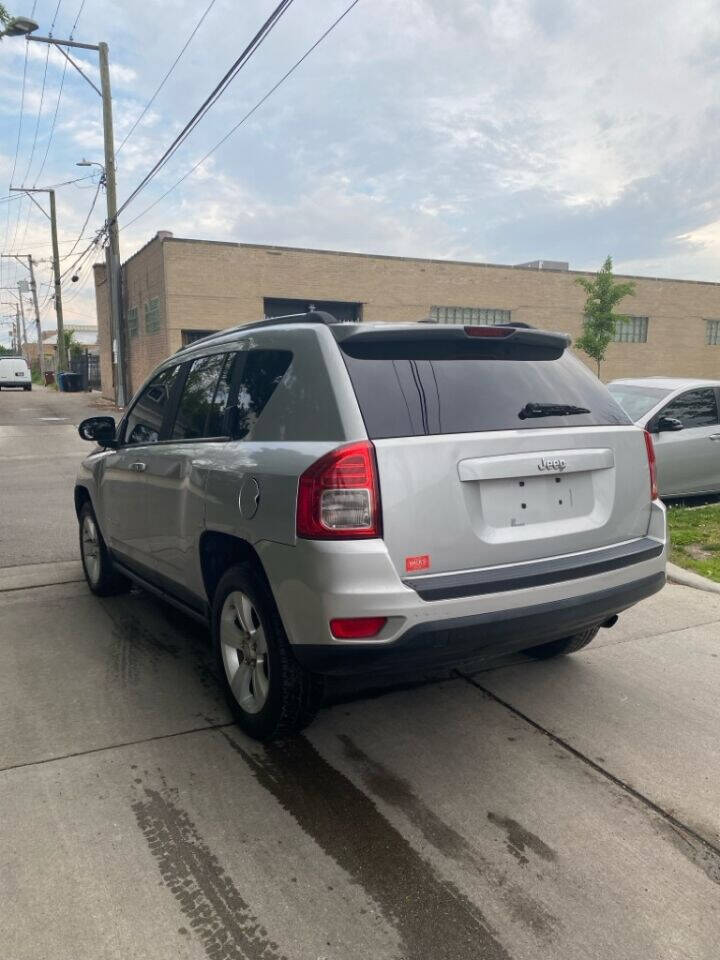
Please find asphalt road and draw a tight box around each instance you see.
[0,385,116,566]
[1,387,719,960]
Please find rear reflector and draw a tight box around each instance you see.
[464,325,513,338]
[644,430,659,500]
[330,616,387,639]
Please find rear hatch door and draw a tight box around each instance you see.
[338,325,652,578]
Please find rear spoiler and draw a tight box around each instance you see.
[331,323,571,352]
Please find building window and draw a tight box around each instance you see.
[706,319,720,346]
[430,306,511,325]
[263,297,361,323]
[127,306,138,338]
[612,316,648,343]
[182,329,218,346]
[145,297,161,334]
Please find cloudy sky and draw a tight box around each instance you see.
[1,0,718,344]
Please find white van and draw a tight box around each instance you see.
[0,356,32,391]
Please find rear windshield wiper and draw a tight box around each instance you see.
[518,402,590,420]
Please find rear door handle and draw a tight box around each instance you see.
[129,461,147,472]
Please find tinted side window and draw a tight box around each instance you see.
[172,354,226,440]
[124,365,182,444]
[206,353,237,438]
[234,349,292,440]
[661,389,719,428]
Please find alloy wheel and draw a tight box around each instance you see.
[220,590,270,714]
[81,515,101,585]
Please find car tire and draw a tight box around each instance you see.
[213,562,323,742]
[24,384,31,391]
[78,502,131,596]
[523,625,600,660]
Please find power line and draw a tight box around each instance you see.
[65,177,103,258]
[17,2,63,248]
[116,0,296,218]
[32,0,87,189]
[23,1,62,186]
[117,0,219,155]
[121,0,362,233]
[4,37,31,257]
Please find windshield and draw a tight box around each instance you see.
[607,384,672,421]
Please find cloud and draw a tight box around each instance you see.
[1,0,718,338]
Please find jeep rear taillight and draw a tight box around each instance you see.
[296,440,382,539]
[644,430,659,501]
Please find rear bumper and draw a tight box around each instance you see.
[292,572,665,675]
[0,380,30,387]
[257,501,667,677]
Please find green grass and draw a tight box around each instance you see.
[667,503,720,582]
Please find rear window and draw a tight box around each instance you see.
[340,338,631,438]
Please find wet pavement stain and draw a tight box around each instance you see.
[101,600,181,688]
[487,813,557,868]
[220,730,512,960]
[339,735,559,941]
[132,784,285,960]
[100,596,220,695]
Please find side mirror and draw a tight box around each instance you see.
[657,416,684,433]
[78,416,118,447]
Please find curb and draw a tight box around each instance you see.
[666,561,720,596]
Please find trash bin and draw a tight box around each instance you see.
[64,372,82,392]
[44,371,55,386]
[56,372,68,392]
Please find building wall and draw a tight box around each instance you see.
[100,235,720,402]
[122,234,169,397]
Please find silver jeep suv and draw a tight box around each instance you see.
[75,313,666,740]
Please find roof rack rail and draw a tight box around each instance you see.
[174,310,339,354]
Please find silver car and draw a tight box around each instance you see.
[608,378,720,497]
[75,314,666,740]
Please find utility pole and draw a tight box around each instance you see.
[9,186,67,372]
[48,190,67,372]
[0,253,45,378]
[28,256,46,382]
[6,26,126,405]
[15,305,21,354]
[98,41,125,406]
[16,282,28,358]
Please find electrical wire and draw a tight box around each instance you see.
[32,0,86,189]
[64,176,102,259]
[23,1,62,187]
[120,0,362,232]
[5,36,31,257]
[117,0,219,155]
[1,2,37,298]
[116,0,296,218]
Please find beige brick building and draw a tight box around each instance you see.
[94,233,720,401]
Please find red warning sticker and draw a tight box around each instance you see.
[405,554,430,572]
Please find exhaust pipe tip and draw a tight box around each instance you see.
[601,614,619,629]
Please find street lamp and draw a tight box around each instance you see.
[0,16,39,37]
[76,158,106,183]
[5,16,126,405]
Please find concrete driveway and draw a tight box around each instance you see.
[1,388,719,960]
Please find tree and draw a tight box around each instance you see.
[575,255,636,378]
[0,5,10,28]
[63,327,83,360]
